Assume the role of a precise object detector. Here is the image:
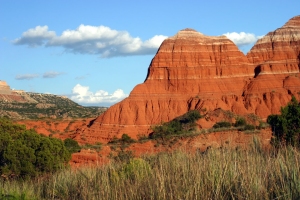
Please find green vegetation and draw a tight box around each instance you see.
[150,110,202,139]
[212,121,231,128]
[81,143,102,152]
[241,124,256,131]
[0,117,71,178]
[267,96,300,147]
[1,144,300,199]
[210,117,258,133]
[64,138,81,154]
[0,93,107,120]
[109,134,136,144]
[121,134,136,143]
[234,117,247,127]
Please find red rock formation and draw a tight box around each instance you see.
[244,15,300,117]
[78,16,300,144]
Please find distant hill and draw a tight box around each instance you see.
[0,80,107,119]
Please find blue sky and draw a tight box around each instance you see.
[0,1,299,107]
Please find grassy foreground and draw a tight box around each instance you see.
[1,141,300,200]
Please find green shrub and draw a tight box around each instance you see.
[121,134,136,143]
[180,110,202,124]
[234,117,246,127]
[151,110,202,139]
[108,134,136,144]
[82,143,102,152]
[0,118,71,178]
[213,121,231,128]
[64,138,81,154]
[267,96,300,147]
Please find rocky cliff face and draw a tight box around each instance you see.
[244,15,300,117]
[79,16,300,144]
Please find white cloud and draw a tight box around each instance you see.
[13,26,56,47]
[15,74,39,80]
[223,32,263,46]
[43,71,64,78]
[70,84,128,104]
[13,25,168,57]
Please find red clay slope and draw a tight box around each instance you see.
[76,16,300,144]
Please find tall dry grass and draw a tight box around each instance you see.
[1,139,300,199]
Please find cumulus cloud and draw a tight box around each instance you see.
[13,25,168,57]
[15,74,39,80]
[43,71,64,78]
[70,84,128,104]
[13,26,56,47]
[223,32,263,46]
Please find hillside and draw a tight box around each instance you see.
[0,81,107,120]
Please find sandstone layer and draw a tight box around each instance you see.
[77,16,300,144]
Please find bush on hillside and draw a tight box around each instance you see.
[267,96,300,147]
[238,124,256,131]
[0,117,71,178]
[213,121,231,129]
[234,117,247,127]
[121,134,136,143]
[64,138,81,154]
[151,110,202,139]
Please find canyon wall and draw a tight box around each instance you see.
[78,16,300,144]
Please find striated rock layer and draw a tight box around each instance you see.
[79,16,300,144]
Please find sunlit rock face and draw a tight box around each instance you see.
[78,16,300,144]
[0,80,11,94]
[244,15,300,117]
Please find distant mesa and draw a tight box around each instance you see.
[0,81,107,120]
[0,80,12,94]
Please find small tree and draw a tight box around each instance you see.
[64,138,81,154]
[267,96,300,147]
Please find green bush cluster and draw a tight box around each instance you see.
[121,134,136,143]
[109,134,136,144]
[151,110,202,139]
[212,117,256,132]
[234,117,247,127]
[267,96,300,147]
[81,142,102,152]
[64,138,81,154]
[213,121,231,128]
[0,117,71,178]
